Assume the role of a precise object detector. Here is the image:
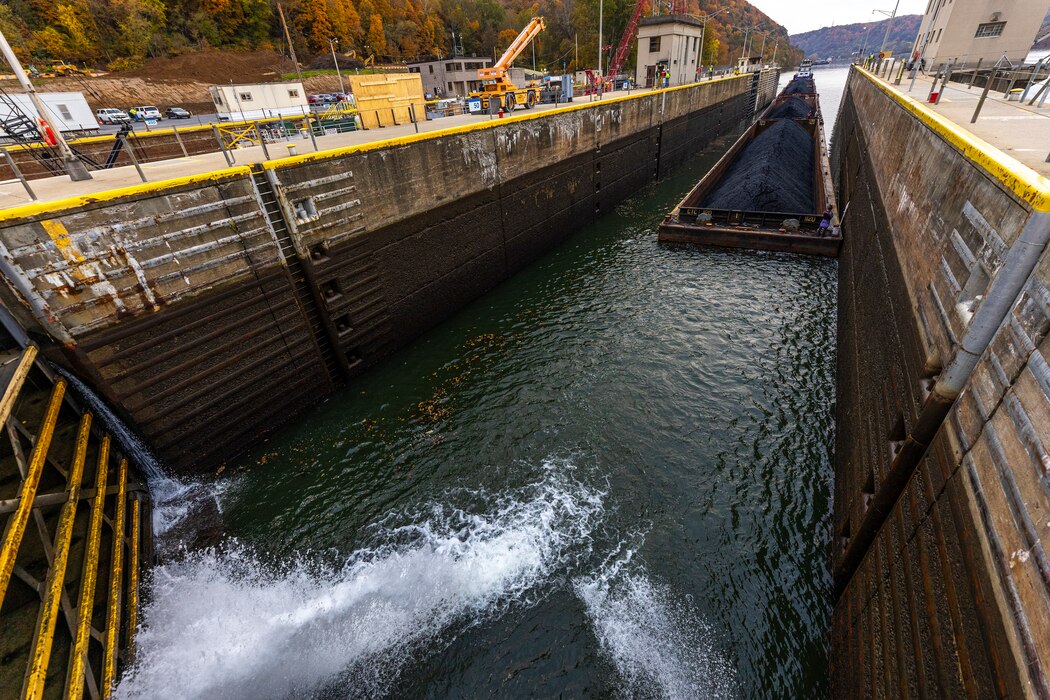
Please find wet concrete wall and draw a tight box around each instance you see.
[831,67,1050,696]
[0,74,763,472]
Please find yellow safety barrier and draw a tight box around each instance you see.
[218,123,261,149]
[65,436,110,700]
[22,413,92,700]
[100,457,128,699]
[0,379,65,602]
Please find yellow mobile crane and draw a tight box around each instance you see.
[471,16,545,111]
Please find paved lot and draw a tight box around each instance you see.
[877,70,1050,177]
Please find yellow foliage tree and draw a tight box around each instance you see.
[365,13,386,55]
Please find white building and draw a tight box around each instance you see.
[636,15,705,87]
[209,82,309,121]
[408,58,492,97]
[912,0,1050,66]
[407,58,536,98]
[0,91,97,134]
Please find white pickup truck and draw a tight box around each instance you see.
[96,108,131,125]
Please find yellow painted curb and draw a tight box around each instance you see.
[0,74,748,223]
[857,67,1050,212]
[263,74,748,170]
[0,166,252,224]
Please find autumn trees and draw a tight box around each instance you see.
[0,0,799,74]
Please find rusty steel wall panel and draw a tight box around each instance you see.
[833,67,1050,697]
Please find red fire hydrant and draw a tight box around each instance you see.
[498,107,505,118]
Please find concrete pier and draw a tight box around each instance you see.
[0,72,777,473]
[832,66,1050,696]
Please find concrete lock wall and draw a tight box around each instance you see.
[831,66,1050,696]
[0,73,763,472]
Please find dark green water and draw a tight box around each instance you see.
[121,110,838,700]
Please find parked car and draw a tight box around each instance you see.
[165,107,191,119]
[95,108,130,125]
[131,106,162,122]
[307,94,326,105]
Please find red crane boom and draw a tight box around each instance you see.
[605,0,647,80]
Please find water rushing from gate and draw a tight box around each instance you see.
[118,68,848,699]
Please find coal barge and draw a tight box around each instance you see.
[658,73,841,257]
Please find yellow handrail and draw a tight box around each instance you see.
[0,346,38,426]
[22,413,92,700]
[100,457,127,698]
[0,380,65,601]
[64,436,110,700]
[125,499,141,665]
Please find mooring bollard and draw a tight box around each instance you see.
[968,58,983,89]
[171,125,188,158]
[972,70,996,123]
[119,136,148,182]
[1,148,36,201]
[254,122,270,160]
[936,66,952,104]
[212,125,234,166]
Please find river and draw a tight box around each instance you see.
[117,68,849,700]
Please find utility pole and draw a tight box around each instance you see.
[0,28,90,181]
[278,2,304,86]
[879,0,901,55]
[329,38,346,95]
[598,0,604,76]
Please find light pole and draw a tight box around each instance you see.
[329,38,346,96]
[693,8,731,74]
[598,0,603,77]
[878,0,901,55]
[0,28,90,180]
[862,9,893,59]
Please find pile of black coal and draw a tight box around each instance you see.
[783,78,815,95]
[766,96,812,119]
[701,119,815,214]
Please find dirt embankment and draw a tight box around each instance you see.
[0,49,356,113]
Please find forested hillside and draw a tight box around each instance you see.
[0,0,801,77]
[791,15,922,60]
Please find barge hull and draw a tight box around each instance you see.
[659,223,841,256]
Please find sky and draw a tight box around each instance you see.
[748,0,929,35]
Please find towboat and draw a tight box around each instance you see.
[657,74,841,257]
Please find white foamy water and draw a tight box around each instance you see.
[575,548,737,699]
[115,463,605,699]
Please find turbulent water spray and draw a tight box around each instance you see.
[575,546,737,699]
[115,462,607,700]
